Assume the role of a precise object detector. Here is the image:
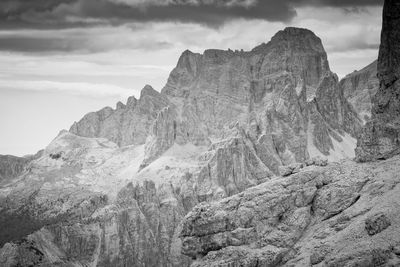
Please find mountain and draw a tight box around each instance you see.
[0,27,365,266]
[180,0,400,266]
[356,0,400,162]
[72,27,361,169]
[340,60,379,123]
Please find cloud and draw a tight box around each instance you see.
[0,80,134,98]
[0,0,384,36]
[291,6,382,52]
[0,0,383,30]
[0,27,173,53]
[0,0,295,29]
[296,0,382,7]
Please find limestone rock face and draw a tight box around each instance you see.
[356,0,400,161]
[307,72,362,157]
[70,85,170,147]
[340,60,379,122]
[162,27,360,168]
[315,72,361,137]
[180,156,400,267]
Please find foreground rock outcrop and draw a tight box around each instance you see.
[356,0,400,161]
[180,156,400,266]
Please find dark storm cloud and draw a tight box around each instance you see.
[0,0,383,30]
[0,0,296,29]
[0,0,383,53]
[297,0,381,7]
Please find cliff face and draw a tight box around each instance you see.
[161,27,361,169]
[0,27,363,266]
[356,0,400,161]
[340,60,379,123]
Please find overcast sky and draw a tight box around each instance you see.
[0,0,383,156]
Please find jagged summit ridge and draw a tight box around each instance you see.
[70,84,170,147]
[164,27,330,97]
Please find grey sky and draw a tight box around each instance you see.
[0,0,383,156]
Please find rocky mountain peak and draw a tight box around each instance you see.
[252,27,326,55]
[140,84,159,99]
[377,0,400,87]
[116,101,125,110]
[251,27,330,93]
[177,50,200,66]
[271,27,321,43]
[126,95,137,108]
